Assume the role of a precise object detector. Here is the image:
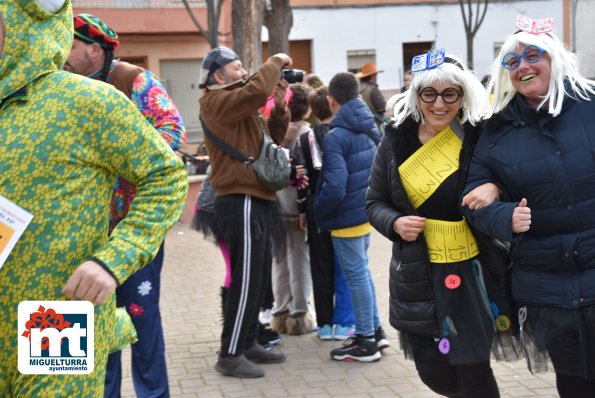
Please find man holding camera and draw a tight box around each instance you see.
[198,46,292,378]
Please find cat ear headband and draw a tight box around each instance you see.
[515,15,554,34]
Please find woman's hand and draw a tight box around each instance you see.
[461,183,501,210]
[512,198,531,233]
[394,216,426,241]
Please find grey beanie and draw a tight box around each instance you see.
[198,46,240,89]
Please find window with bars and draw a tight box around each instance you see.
[347,49,376,75]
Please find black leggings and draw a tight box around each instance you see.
[415,359,499,398]
[556,374,595,398]
[407,333,499,397]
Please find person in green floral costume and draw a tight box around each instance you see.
[0,0,187,396]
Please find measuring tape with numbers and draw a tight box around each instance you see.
[423,218,479,263]
[398,124,479,263]
[398,126,462,207]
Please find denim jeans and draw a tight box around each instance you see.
[332,250,355,326]
[331,234,380,337]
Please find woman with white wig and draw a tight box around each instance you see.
[366,50,519,397]
[462,15,595,398]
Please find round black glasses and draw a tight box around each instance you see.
[501,45,545,71]
[418,87,462,104]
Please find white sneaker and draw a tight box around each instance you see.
[259,309,273,325]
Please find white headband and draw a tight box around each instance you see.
[37,0,66,13]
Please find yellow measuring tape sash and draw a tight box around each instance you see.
[398,126,462,209]
[398,124,479,263]
[424,218,479,263]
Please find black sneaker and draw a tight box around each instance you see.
[375,327,390,351]
[258,324,282,346]
[330,335,381,362]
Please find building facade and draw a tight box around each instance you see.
[283,0,566,92]
[72,0,591,142]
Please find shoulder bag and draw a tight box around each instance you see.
[200,117,291,192]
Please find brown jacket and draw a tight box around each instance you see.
[200,56,290,201]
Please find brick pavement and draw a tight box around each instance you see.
[118,221,558,397]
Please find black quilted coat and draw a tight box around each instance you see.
[365,117,511,337]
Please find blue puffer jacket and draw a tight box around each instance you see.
[463,93,595,309]
[313,98,379,231]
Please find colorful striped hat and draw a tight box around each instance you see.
[73,13,119,50]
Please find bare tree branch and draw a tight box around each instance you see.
[181,0,209,40]
[474,0,489,35]
[181,0,224,48]
[459,0,489,69]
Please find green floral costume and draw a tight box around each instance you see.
[0,1,187,396]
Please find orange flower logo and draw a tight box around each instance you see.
[21,305,72,350]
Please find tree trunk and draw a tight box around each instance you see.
[264,0,293,55]
[459,0,489,71]
[466,32,474,70]
[232,0,265,74]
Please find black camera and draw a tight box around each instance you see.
[281,69,304,83]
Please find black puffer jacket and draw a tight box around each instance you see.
[366,117,510,337]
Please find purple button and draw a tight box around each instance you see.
[438,337,450,354]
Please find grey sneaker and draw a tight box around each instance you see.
[243,343,286,364]
[214,354,265,378]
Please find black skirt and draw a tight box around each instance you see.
[519,304,595,379]
[400,257,521,365]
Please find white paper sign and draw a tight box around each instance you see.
[0,194,34,270]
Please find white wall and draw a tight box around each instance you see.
[266,1,563,90]
[575,1,595,78]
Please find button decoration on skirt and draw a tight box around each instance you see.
[495,315,511,331]
[444,274,461,289]
[438,337,450,354]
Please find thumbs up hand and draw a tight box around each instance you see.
[512,198,531,233]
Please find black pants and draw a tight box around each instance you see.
[216,195,274,356]
[408,333,500,398]
[306,209,335,327]
[261,280,274,311]
[556,374,595,398]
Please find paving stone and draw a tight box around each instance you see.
[118,222,558,397]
